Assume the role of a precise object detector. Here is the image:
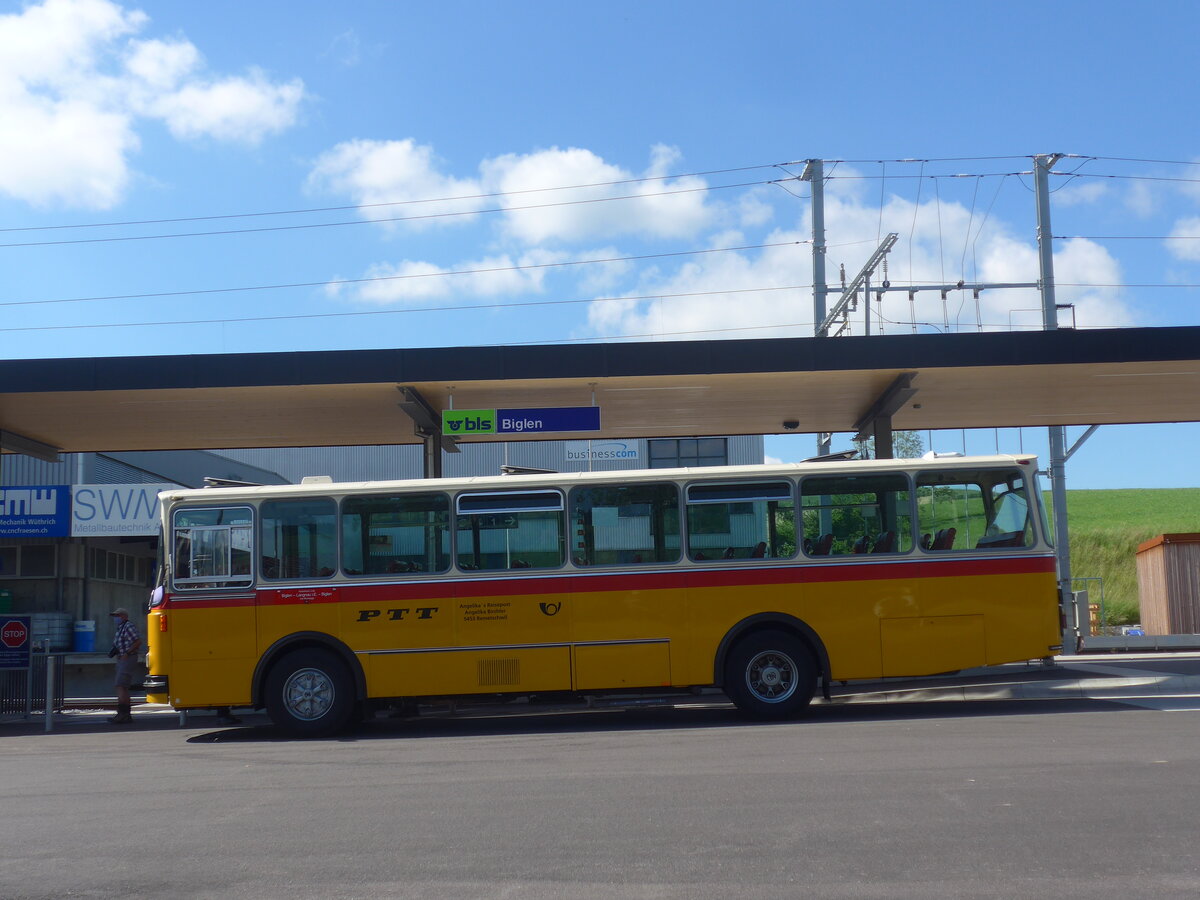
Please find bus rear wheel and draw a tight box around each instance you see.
[724,630,817,720]
[265,648,355,737]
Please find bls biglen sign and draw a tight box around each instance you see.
[442,407,601,436]
[442,410,496,435]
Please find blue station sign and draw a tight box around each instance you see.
[495,406,601,434]
[443,406,601,435]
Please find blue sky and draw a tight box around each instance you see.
[2,0,1200,489]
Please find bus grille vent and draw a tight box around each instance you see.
[478,658,520,686]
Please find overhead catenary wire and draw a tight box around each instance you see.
[1053,172,1200,185]
[0,240,806,309]
[0,161,785,234]
[1084,155,1200,166]
[0,178,771,250]
[1054,235,1200,240]
[0,284,809,334]
[4,151,1193,349]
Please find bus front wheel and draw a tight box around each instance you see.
[724,630,817,720]
[265,648,355,737]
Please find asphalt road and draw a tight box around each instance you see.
[3,690,1200,900]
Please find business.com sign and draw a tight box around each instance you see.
[71,484,178,537]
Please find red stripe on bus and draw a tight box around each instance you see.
[162,555,1055,610]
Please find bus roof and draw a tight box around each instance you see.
[158,453,1039,505]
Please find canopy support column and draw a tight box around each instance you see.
[396,386,459,479]
[851,373,918,460]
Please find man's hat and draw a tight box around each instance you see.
[110,608,130,617]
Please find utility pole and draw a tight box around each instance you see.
[801,160,832,459]
[1034,152,1076,652]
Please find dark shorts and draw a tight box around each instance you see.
[115,655,139,688]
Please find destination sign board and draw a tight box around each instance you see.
[442,407,601,436]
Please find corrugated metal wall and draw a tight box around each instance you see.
[0,453,77,485]
[218,435,764,483]
[0,437,764,488]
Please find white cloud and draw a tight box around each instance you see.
[0,0,143,87]
[482,143,713,244]
[324,30,362,67]
[1166,216,1200,262]
[1123,179,1159,218]
[1054,180,1109,207]
[586,228,811,341]
[736,188,775,228]
[975,235,1132,329]
[309,140,716,243]
[0,0,305,209]
[0,94,137,208]
[148,69,304,144]
[345,250,565,306]
[307,138,485,227]
[124,38,199,89]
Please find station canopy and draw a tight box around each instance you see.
[2,325,1200,459]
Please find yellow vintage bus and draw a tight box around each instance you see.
[144,454,1062,735]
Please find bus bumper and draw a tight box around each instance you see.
[143,674,168,704]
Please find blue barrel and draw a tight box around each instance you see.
[73,620,96,652]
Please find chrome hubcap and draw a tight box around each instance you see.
[282,667,335,721]
[745,650,797,703]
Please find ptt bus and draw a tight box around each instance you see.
[144,454,1063,735]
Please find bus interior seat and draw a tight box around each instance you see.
[723,547,738,559]
[812,533,834,556]
[750,541,767,558]
[931,527,957,550]
[920,533,932,550]
[852,535,872,554]
[871,531,895,553]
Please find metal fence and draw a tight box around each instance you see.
[0,655,66,716]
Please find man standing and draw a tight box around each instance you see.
[109,608,140,725]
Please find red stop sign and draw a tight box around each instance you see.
[1,620,28,648]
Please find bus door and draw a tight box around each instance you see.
[801,473,922,680]
[168,506,257,704]
[257,498,341,644]
[449,490,573,695]
[567,482,678,691]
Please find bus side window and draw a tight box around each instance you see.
[172,507,254,591]
[341,492,451,577]
[456,491,565,572]
[684,481,795,563]
[260,498,338,580]
[800,474,913,557]
[916,469,1032,552]
[568,483,681,567]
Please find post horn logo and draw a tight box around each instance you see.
[538,602,562,616]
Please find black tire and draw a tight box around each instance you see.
[265,648,355,737]
[724,629,818,720]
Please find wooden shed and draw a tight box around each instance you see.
[1137,533,1200,635]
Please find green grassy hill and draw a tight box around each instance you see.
[1053,488,1200,626]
